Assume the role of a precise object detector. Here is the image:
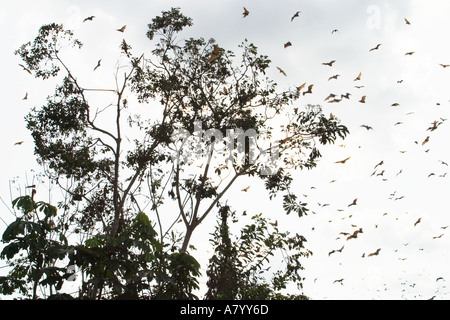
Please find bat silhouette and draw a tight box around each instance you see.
[93,59,101,71]
[433,234,444,239]
[359,96,366,103]
[439,64,450,68]
[346,228,363,240]
[333,278,344,284]
[83,16,95,22]
[354,72,362,81]
[243,7,249,18]
[370,44,382,52]
[322,60,336,67]
[328,245,344,256]
[414,218,422,226]
[360,125,373,130]
[284,41,292,48]
[331,29,339,34]
[335,157,351,164]
[422,136,430,146]
[208,45,220,63]
[324,93,336,101]
[368,248,381,257]
[296,83,306,91]
[328,74,340,81]
[341,93,351,99]
[23,92,28,100]
[404,18,411,25]
[348,199,357,207]
[241,186,250,192]
[291,11,301,21]
[405,51,415,56]
[374,160,383,169]
[117,25,127,32]
[276,67,287,76]
[14,141,24,145]
[302,84,313,95]
[391,103,400,107]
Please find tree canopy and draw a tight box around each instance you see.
[1,8,348,299]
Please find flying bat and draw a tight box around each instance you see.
[83,16,95,22]
[405,51,415,56]
[367,248,381,257]
[302,84,313,95]
[422,136,430,146]
[374,160,384,169]
[335,157,351,164]
[241,186,250,192]
[322,60,336,67]
[333,278,344,284]
[14,141,24,145]
[331,29,339,34]
[359,96,366,103]
[348,198,357,207]
[404,18,411,25]
[328,245,344,256]
[328,74,340,81]
[276,67,287,76]
[324,93,336,101]
[439,64,450,68]
[296,83,306,91]
[207,45,220,63]
[284,41,292,48]
[391,103,400,107]
[93,59,101,71]
[291,11,301,21]
[360,125,373,130]
[370,44,382,52]
[414,218,422,227]
[243,7,249,18]
[22,92,28,100]
[117,25,127,32]
[354,72,362,81]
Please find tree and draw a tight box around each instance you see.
[205,206,310,300]
[2,8,348,299]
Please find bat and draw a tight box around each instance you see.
[276,67,287,76]
[354,72,362,81]
[374,160,383,169]
[439,64,450,68]
[14,141,24,145]
[348,198,357,207]
[404,18,411,25]
[346,228,363,240]
[369,44,382,52]
[414,218,422,227]
[331,29,339,34]
[302,84,313,95]
[18,64,32,74]
[322,60,336,67]
[207,45,220,63]
[405,51,415,56]
[83,16,95,22]
[241,186,250,192]
[328,74,340,81]
[359,96,366,103]
[291,11,301,22]
[328,99,341,103]
[341,93,351,99]
[284,41,292,48]
[433,234,444,239]
[243,7,249,18]
[391,103,400,107]
[367,248,381,257]
[23,92,28,100]
[355,85,365,89]
[328,245,344,256]
[117,25,127,32]
[335,157,351,164]
[360,125,373,130]
[269,220,278,227]
[324,93,336,101]
[296,83,306,91]
[93,59,101,71]
[422,136,430,146]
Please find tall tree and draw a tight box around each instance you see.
[4,8,348,299]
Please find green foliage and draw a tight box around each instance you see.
[205,209,310,300]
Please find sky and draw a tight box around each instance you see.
[1,0,450,300]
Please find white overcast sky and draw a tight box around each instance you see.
[1,0,450,300]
